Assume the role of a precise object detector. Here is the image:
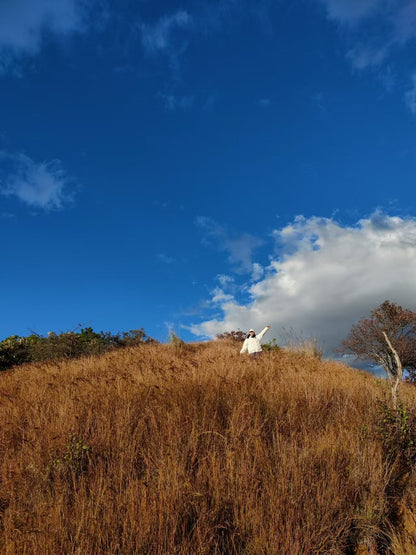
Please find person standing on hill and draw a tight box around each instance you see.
[240,326,271,359]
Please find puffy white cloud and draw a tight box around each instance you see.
[0,151,73,210]
[191,213,416,353]
[0,0,98,71]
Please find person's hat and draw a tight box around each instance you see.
[249,329,255,332]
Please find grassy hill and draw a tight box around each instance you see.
[1,341,416,554]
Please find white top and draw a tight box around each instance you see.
[240,327,270,354]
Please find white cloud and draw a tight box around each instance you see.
[195,216,264,273]
[0,152,73,210]
[251,262,264,282]
[191,213,416,353]
[211,287,234,304]
[217,274,235,288]
[0,0,98,72]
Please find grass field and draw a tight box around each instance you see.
[1,340,416,554]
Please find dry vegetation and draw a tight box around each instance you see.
[1,341,416,554]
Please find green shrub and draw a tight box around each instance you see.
[375,401,416,551]
[49,433,91,483]
[262,338,281,352]
[0,327,154,371]
[169,330,185,347]
[377,401,416,472]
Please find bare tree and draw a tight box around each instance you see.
[216,330,247,342]
[339,301,416,408]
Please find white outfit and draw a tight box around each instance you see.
[240,327,270,355]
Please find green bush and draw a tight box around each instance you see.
[377,401,416,472]
[0,327,154,372]
[374,401,416,551]
[262,338,281,352]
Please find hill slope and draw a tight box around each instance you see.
[1,342,416,554]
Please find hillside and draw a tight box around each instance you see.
[1,341,416,554]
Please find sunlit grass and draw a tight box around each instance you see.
[1,341,416,553]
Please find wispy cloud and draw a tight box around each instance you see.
[141,10,191,55]
[258,98,272,107]
[346,44,389,70]
[192,212,416,352]
[138,1,273,78]
[158,93,194,111]
[405,73,416,114]
[319,0,382,24]
[251,262,264,282]
[156,253,175,264]
[317,0,416,112]
[195,216,264,274]
[210,274,237,306]
[319,0,416,53]
[394,1,416,44]
[140,9,192,75]
[0,152,74,210]
[211,286,235,305]
[0,0,105,73]
[217,274,235,288]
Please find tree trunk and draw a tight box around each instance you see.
[382,331,403,409]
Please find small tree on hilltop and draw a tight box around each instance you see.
[339,301,416,408]
[216,330,247,342]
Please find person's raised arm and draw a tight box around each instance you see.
[257,325,271,341]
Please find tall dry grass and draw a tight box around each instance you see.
[1,341,416,554]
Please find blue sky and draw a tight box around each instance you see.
[2,0,416,351]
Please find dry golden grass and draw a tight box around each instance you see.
[1,341,416,554]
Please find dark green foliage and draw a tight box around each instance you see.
[262,338,281,352]
[49,433,91,482]
[375,401,416,552]
[0,327,154,371]
[0,335,33,369]
[376,401,416,472]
